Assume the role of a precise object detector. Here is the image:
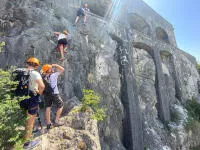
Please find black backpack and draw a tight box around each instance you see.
[12,68,30,96]
[42,75,55,95]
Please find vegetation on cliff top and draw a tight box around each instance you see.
[77,89,106,121]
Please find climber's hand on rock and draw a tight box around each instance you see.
[52,64,58,67]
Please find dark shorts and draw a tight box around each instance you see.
[43,94,64,108]
[58,38,68,45]
[77,9,85,17]
[20,95,40,115]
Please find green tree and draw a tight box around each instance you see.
[79,89,106,121]
[0,68,26,149]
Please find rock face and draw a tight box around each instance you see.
[34,104,101,150]
[0,0,200,150]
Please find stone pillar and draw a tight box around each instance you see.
[153,45,170,122]
[118,43,143,150]
[171,54,183,102]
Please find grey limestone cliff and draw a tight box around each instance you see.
[0,0,200,149]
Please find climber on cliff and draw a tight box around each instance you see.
[74,3,90,26]
[58,30,72,52]
[20,57,45,149]
[41,64,65,130]
[54,30,68,61]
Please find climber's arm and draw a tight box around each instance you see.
[52,64,64,75]
[54,32,61,36]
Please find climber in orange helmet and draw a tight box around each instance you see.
[20,57,45,149]
[41,63,65,130]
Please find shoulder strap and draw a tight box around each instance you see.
[45,74,51,82]
[27,70,31,96]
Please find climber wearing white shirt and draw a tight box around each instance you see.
[54,30,68,61]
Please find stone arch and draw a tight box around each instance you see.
[133,42,153,57]
[128,13,151,36]
[156,27,170,43]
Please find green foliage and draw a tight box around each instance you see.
[0,41,5,53]
[184,98,200,132]
[0,68,27,149]
[185,98,200,121]
[79,89,106,121]
[184,116,199,133]
[0,41,5,47]
[171,110,181,124]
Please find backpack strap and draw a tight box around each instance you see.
[27,69,37,96]
[27,70,31,96]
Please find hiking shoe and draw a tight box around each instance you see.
[32,129,40,134]
[54,121,64,127]
[47,123,52,130]
[23,140,39,149]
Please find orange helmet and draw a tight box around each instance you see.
[63,30,68,34]
[26,57,40,66]
[41,64,52,73]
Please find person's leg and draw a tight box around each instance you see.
[55,107,63,123]
[63,42,68,53]
[74,16,79,24]
[44,95,53,129]
[25,112,37,141]
[63,45,68,53]
[24,113,39,149]
[45,107,51,124]
[23,96,40,149]
[59,44,65,60]
[54,95,64,126]
[83,15,86,24]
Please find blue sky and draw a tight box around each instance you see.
[143,0,200,62]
